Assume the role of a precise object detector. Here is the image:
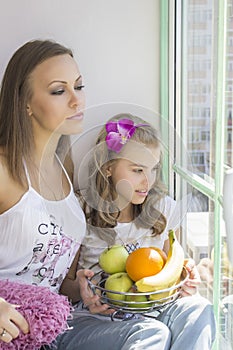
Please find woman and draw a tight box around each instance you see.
[0,40,173,349]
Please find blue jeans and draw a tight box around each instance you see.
[45,295,216,350]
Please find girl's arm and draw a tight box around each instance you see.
[59,249,114,315]
[181,258,201,296]
[60,269,114,315]
[162,229,201,297]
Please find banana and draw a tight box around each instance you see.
[135,230,184,292]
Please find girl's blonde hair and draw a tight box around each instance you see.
[82,113,167,236]
[0,39,73,184]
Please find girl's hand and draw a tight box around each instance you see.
[180,258,201,297]
[0,297,29,344]
[76,269,115,315]
[196,258,214,285]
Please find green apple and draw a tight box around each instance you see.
[126,287,150,308]
[105,272,133,305]
[99,245,129,274]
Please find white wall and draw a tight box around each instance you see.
[0,0,160,113]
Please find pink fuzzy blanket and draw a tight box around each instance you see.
[0,280,72,349]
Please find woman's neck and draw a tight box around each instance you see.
[33,132,61,166]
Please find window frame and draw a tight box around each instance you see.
[160,1,228,349]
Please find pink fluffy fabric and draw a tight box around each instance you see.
[0,280,72,349]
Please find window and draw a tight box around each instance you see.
[161,1,233,348]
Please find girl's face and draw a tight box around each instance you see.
[107,141,161,209]
[27,54,85,137]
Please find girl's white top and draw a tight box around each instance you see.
[79,196,177,271]
[0,158,86,292]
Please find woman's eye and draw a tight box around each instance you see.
[51,89,64,95]
[75,85,85,91]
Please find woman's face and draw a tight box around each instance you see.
[27,54,85,137]
[107,141,161,209]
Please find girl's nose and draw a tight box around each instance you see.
[142,172,150,187]
[143,171,155,188]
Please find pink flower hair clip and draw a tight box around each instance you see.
[105,118,148,153]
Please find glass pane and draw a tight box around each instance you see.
[186,192,214,302]
[222,4,233,345]
[225,3,233,167]
[182,184,233,346]
[181,0,215,182]
[177,1,233,348]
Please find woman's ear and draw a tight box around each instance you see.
[26,105,33,117]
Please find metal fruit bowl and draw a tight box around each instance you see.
[88,266,189,314]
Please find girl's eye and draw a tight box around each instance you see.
[153,163,161,171]
[133,168,143,173]
[75,85,85,91]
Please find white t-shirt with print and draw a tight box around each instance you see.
[78,196,177,271]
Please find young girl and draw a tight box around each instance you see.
[76,114,216,350]
[0,40,178,349]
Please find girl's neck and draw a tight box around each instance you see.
[117,205,134,223]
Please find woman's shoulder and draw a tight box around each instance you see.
[0,152,9,187]
[0,154,11,204]
[0,152,25,213]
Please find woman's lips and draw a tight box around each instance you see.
[67,113,84,121]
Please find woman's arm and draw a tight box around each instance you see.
[59,249,81,302]
[0,298,29,344]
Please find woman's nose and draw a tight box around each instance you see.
[69,90,85,109]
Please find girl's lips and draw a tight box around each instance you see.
[135,190,148,197]
[67,113,84,121]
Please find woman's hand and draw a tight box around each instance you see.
[180,258,201,297]
[77,269,115,315]
[0,297,29,344]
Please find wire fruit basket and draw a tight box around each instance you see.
[88,266,189,315]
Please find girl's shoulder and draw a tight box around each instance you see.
[156,195,186,230]
[155,195,176,213]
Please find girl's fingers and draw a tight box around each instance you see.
[89,303,114,315]
[184,258,195,271]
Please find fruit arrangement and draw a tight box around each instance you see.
[88,230,189,313]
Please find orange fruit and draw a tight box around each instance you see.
[150,247,167,265]
[125,247,165,282]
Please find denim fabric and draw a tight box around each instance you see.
[44,295,216,350]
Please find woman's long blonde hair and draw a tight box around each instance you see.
[0,39,73,184]
[82,113,167,236]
